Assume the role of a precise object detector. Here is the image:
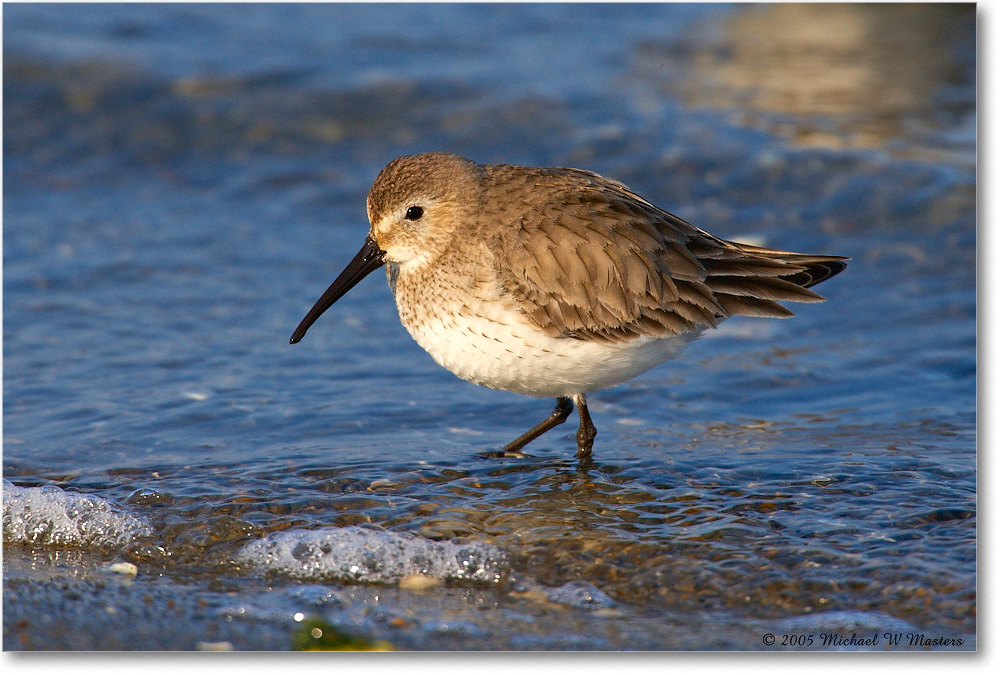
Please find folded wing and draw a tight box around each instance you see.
[487,165,848,343]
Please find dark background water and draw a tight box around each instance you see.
[3,3,975,651]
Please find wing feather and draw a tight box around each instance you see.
[484,165,847,343]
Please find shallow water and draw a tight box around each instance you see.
[3,4,975,651]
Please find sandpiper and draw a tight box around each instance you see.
[290,152,847,458]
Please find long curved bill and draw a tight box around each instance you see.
[289,235,386,344]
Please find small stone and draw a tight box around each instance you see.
[106,562,138,576]
[399,574,441,591]
[546,581,616,609]
[196,641,234,651]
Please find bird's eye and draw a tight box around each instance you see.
[405,206,424,221]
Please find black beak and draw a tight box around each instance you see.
[289,235,386,344]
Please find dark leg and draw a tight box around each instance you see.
[572,393,597,458]
[501,397,574,455]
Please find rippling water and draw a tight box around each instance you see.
[3,3,975,651]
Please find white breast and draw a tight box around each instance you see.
[393,286,696,399]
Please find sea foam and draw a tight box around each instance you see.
[236,526,509,584]
[2,480,151,549]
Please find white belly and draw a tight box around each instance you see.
[395,294,696,398]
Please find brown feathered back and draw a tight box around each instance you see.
[484,164,847,343]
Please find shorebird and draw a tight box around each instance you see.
[290,152,846,458]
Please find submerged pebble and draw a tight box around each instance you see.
[546,581,617,610]
[105,562,138,577]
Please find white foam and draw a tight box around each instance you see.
[2,480,152,549]
[236,526,509,584]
